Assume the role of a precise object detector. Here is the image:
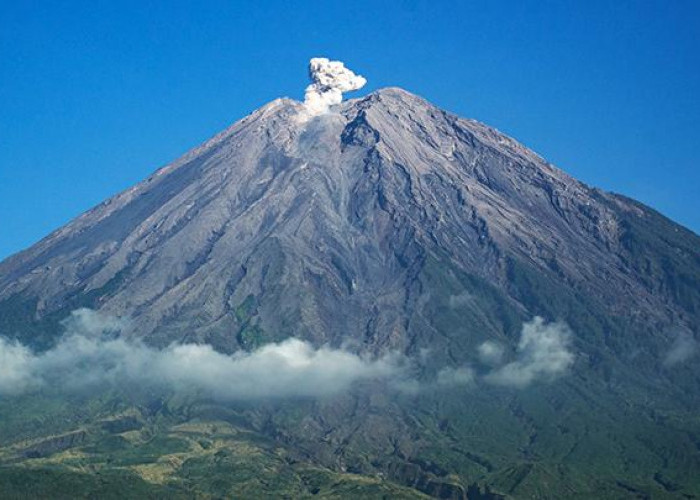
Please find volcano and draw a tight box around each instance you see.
[1,87,699,498]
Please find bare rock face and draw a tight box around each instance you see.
[1,87,697,359]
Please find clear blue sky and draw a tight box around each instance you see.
[1,0,698,260]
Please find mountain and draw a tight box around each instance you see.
[1,88,699,498]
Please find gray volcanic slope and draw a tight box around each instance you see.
[1,88,697,355]
[2,87,700,497]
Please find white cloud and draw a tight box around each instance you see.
[0,337,38,395]
[0,311,579,397]
[303,57,366,116]
[60,307,126,337]
[0,309,403,400]
[436,366,475,387]
[664,329,698,367]
[485,317,574,388]
[477,341,504,366]
[152,339,401,399]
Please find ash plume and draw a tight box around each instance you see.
[303,57,366,115]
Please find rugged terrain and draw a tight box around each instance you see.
[1,88,699,498]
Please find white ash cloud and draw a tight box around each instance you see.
[485,317,574,388]
[303,57,366,116]
[664,329,698,367]
[0,309,403,399]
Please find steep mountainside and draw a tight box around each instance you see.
[1,88,699,498]
[2,89,698,351]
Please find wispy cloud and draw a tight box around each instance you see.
[664,329,698,367]
[0,338,38,395]
[436,366,475,387]
[477,340,504,366]
[484,317,574,388]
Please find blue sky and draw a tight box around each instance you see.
[1,0,698,260]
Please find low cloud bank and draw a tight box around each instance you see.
[0,309,403,399]
[0,311,578,399]
[483,317,574,388]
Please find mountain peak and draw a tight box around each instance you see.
[359,86,426,102]
[1,82,697,361]
[342,86,433,115]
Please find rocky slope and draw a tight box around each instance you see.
[2,88,697,351]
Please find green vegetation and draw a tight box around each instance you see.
[2,382,698,499]
[234,294,288,350]
[0,467,187,500]
[0,394,433,499]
